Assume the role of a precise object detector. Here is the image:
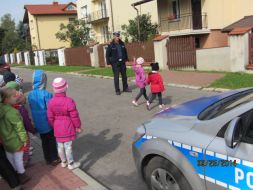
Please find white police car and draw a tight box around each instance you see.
[132,88,253,190]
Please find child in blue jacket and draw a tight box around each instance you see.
[28,70,60,166]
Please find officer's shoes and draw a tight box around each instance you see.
[116,91,121,95]
[123,88,132,93]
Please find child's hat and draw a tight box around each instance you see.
[136,57,145,65]
[52,77,68,93]
[150,62,159,71]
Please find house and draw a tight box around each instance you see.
[76,0,159,43]
[23,2,77,50]
[139,0,253,49]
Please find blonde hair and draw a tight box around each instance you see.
[0,87,16,103]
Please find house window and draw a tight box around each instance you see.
[81,5,88,19]
[67,5,76,11]
[100,0,107,18]
[172,0,180,19]
[69,18,75,23]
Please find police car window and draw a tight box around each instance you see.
[199,89,253,120]
[217,109,253,145]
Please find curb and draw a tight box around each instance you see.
[13,67,231,92]
[73,169,108,190]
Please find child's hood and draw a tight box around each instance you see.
[33,70,47,90]
[0,103,11,119]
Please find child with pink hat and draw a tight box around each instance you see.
[132,57,149,106]
[47,77,82,170]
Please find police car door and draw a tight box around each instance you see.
[204,110,253,190]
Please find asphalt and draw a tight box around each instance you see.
[0,67,220,190]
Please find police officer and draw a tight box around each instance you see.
[106,31,131,95]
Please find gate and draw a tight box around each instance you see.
[166,36,196,69]
[98,44,107,67]
[65,46,91,66]
[125,41,155,65]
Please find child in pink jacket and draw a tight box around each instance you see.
[132,57,148,106]
[47,77,82,170]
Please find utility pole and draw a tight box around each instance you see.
[132,5,140,41]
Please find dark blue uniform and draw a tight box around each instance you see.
[106,39,129,94]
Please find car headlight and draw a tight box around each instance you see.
[133,125,146,142]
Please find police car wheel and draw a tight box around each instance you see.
[145,156,192,190]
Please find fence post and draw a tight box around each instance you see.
[229,33,249,72]
[90,44,99,67]
[153,35,169,70]
[58,48,66,66]
[24,51,31,66]
[16,52,22,64]
[4,54,9,64]
[10,53,15,64]
[38,50,46,66]
[34,51,39,66]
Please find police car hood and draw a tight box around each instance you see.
[146,88,251,132]
[156,88,250,118]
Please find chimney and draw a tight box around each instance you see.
[53,1,58,5]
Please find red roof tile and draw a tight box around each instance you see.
[24,2,77,15]
[222,16,253,32]
[229,27,252,35]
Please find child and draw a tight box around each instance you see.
[146,62,165,110]
[47,77,82,170]
[3,71,23,90]
[132,57,148,106]
[0,87,30,184]
[6,81,36,166]
[28,70,60,166]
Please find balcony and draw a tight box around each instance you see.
[160,13,208,33]
[87,9,109,24]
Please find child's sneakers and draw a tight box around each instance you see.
[68,162,80,170]
[132,100,138,106]
[61,161,68,168]
[159,104,165,109]
[146,101,150,111]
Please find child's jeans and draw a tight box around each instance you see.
[0,145,20,188]
[57,141,74,164]
[5,151,25,174]
[135,87,148,101]
[149,92,163,105]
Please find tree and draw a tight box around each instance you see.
[55,19,90,47]
[121,14,158,42]
[0,14,29,53]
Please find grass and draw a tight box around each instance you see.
[11,65,94,73]
[210,72,253,89]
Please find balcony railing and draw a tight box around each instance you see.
[160,13,208,33]
[87,9,109,23]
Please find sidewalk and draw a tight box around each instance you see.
[160,70,225,88]
[0,135,107,190]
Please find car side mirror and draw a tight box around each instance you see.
[224,117,243,148]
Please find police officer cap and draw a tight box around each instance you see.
[113,31,120,36]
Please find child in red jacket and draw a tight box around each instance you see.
[146,62,165,110]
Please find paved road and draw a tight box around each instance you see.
[13,68,218,190]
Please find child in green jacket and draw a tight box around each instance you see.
[0,87,30,184]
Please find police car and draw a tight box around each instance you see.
[132,88,253,190]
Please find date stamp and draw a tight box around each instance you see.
[197,159,237,167]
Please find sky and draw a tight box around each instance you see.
[0,0,74,23]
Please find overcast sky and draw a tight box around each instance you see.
[0,0,74,23]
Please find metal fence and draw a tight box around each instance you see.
[64,46,91,66]
[125,41,155,65]
[166,36,196,69]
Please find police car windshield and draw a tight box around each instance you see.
[198,89,253,120]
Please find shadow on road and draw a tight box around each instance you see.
[74,129,123,171]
